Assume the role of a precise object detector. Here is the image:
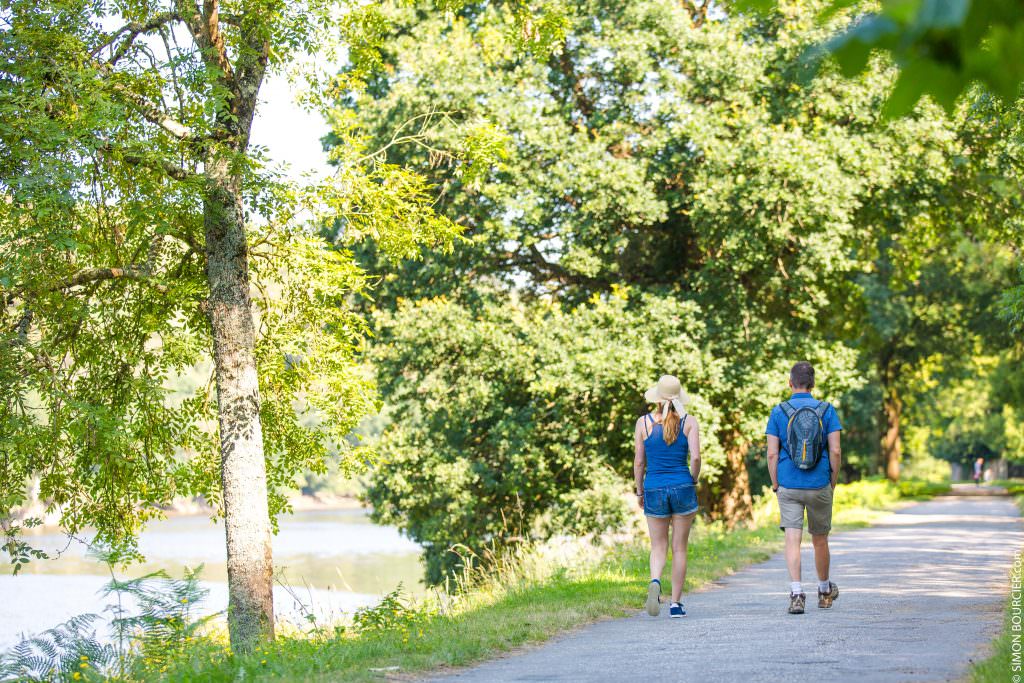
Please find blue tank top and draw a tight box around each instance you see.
[643,414,694,490]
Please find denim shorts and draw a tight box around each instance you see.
[643,484,699,518]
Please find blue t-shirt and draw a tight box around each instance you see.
[766,392,842,489]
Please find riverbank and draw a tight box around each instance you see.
[11,493,364,533]
[140,478,947,682]
[0,507,423,657]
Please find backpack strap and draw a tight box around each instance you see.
[814,401,831,458]
[813,401,831,434]
[813,401,830,419]
[779,401,798,440]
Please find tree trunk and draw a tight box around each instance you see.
[702,433,753,525]
[204,152,274,652]
[882,388,902,482]
[880,358,902,482]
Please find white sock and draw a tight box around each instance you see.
[790,581,802,595]
[819,580,831,593]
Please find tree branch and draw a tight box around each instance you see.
[516,244,605,289]
[118,150,198,181]
[102,76,194,140]
[680,0,710,28]
[93,12,182,64]
[553,48,595,121]
[57,266,169,293]
[200,0,235,82]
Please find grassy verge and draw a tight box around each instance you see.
[147,478,945,682]
[990,479,1024,495]
[160,522,785,682]
[967,493,1024,683]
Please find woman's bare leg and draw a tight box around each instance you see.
[670,512,696,602]
[647,515,670,582]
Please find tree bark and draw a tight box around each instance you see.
[702,433,753,525]
[718,442,753,524]
[204,152,274,652]
[186,0,274,652]
[880,359,902,482]
[882,389,902,482]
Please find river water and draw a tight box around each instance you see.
[0,508,423,650]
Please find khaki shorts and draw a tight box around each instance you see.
[777,485,833,535]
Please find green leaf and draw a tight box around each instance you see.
[883,59,962,117]
[967,23,1024,104]
[881,0,924,23]
[827,15,900,77]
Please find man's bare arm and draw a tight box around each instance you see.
[767,434,780,490]
[828,431,842,488]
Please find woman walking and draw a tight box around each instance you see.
[634,375,701,618]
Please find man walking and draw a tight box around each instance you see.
[766,361,842,615]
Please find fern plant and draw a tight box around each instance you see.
[0,549,216,682]
[0,613,117,681]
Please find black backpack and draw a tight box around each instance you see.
[779,401,830,470]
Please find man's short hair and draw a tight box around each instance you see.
[790,361,815,390]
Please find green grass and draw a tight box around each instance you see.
[989,479,1024,496]
[158,523,783,682]
[967,493,1024,683]
[154,479,945,683]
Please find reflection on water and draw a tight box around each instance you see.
[1,508,424,649]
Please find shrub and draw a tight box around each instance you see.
[366,293,718,583]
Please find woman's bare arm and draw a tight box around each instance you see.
[686,415,701,482]
[634,417,647,508]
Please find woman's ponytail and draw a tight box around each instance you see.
[662,401,681,445]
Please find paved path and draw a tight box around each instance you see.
[425,496,1023,683]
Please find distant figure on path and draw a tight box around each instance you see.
[974,457,984,487]
[634,375,702,619]
[766,361,842,615]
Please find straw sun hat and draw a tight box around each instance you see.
[644,375,690,417]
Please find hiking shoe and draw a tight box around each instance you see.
[818,581,839,609]
[788,592,806,614]
[645,580,661,616]
[669,602,686,618]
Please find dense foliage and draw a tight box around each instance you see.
[368,290,868,581]
[340,0,1021,582]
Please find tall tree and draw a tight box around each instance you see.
[0,0,554,651]
[337,0,966,521]
[853,237,1017,480]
